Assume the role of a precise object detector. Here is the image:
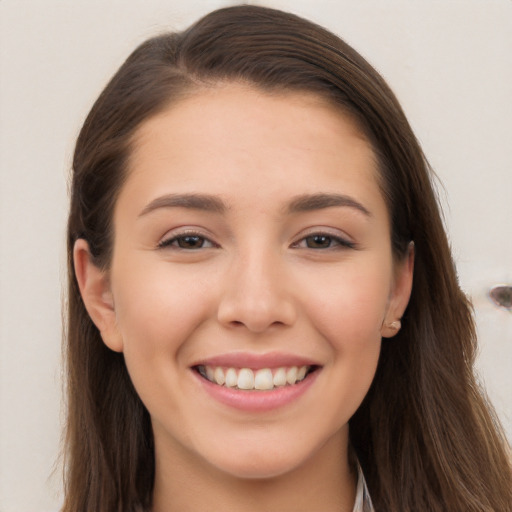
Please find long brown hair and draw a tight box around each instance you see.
[64,5,512,511]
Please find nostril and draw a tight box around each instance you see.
[217,285,297,332]
[228,318,289,330]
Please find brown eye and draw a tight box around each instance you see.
[158,233,215,250]
[292,232,356,250]
[176,235,207,249]
[305,235,333,249]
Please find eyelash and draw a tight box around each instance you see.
[158,230,355,251]
[291,232,356,250]
[158,231,217,250]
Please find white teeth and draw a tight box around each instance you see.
[286,366,298,385]
[214,367,225,386]
[237,368,255,390]
[254,368,274,390]
[200,365,312,390]
[225,367,238,388]
[273,367,287,387]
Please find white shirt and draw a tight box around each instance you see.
[352,463,374,512]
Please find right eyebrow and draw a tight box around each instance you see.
[138,193,227,217]
[286,192,372,217]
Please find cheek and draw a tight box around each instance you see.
[303,261,391,350]
[304,267,388,420]
[111,259,214,358]
[109,260,217,421]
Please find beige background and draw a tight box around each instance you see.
[1,1,511,510]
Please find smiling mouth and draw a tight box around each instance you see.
[194,365,319,391]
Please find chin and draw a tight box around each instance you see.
[202,436,324,481]
[215,456,304,480]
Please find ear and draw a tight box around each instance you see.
[73,239,124,352]
[381,242,414,338]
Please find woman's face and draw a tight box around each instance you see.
[77,84,412,480]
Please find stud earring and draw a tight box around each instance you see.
[387,320,401,331]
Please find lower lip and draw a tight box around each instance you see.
[194,370,319,412]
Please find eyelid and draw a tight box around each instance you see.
[157,227,219,249]
[291,227,356,249]
[156,226,355,250]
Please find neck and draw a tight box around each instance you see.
[152,430,356,512]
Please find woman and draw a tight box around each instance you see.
[63,5,512,511]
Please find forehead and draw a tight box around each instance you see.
[121,83,385,218]
[131,83,371,155]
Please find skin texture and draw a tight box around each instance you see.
[74,84,413,511]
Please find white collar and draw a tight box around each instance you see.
[352,462,374,512]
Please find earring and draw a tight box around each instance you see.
[386,320,401,331]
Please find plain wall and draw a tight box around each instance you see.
[1,1,511,510]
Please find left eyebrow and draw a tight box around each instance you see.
[286,193,372,217]
[138,193,227,217]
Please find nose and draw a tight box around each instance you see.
[216,249,297,333]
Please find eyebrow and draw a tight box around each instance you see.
[139,193,226,217]
[286,193,371,217]
[138,192,371,218]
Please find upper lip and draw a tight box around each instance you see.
[191,351,321,370]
